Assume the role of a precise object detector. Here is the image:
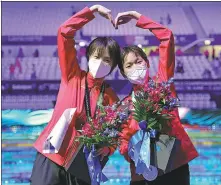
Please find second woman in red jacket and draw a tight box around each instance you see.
[115,11,199,185]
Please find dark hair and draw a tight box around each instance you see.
[86,37,121,74]
[118,45,149,77]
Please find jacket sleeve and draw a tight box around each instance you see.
[136,15,175,82]
[118,116,140,162]
[58,7,95,84]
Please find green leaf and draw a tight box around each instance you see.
[147,120,158,128]
[163,99,166,104]
[148,118,156,122]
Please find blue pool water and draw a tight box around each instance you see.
[2,110,221,185]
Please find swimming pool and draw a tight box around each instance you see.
[2,109,221,185]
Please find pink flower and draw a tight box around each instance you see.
[152,95,160,103]
[82,123,95,137]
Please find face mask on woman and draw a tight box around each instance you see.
[88,58,111,78]
[126,66,149,85]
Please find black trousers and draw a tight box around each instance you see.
[130,164,190,185]
[30,152,90,185]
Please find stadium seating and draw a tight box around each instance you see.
[2,55,219,80]
[1,92,217,110]
[83,7,194,36]
[2,55,219,110]
[2,6,194,36]
[2,7,70,36]
[2,95,56,110]
[2,4,220,111]
[178,93,217,109]
[192,5,221,35]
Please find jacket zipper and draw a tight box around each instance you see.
[63,138,77,168]
[63,113,85,168]
[63,86,85,168]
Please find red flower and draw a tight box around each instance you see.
[152,95,160,103]
[162,109,169,114]
[93,123,101,130]
[82,123,95,137]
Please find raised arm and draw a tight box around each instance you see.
[58,7,95,83]
[135,15,175,81]
[58,5,114,83]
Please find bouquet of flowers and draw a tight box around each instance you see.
[76,101,131,149]
[128,77,181,181]
[133,77,180,131]
[74,101,131,185]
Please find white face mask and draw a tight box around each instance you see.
[126,66,148,85]
[88,58,111,78]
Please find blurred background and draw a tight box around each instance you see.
[1,1,221,185]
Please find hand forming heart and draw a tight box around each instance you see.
[90,5,142,29]
[114,11,141,29]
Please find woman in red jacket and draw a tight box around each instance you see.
[115,11,199,185]
[31,5,120,185]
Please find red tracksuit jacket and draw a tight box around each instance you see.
[33,7,119,168]
[119,15,199,181]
